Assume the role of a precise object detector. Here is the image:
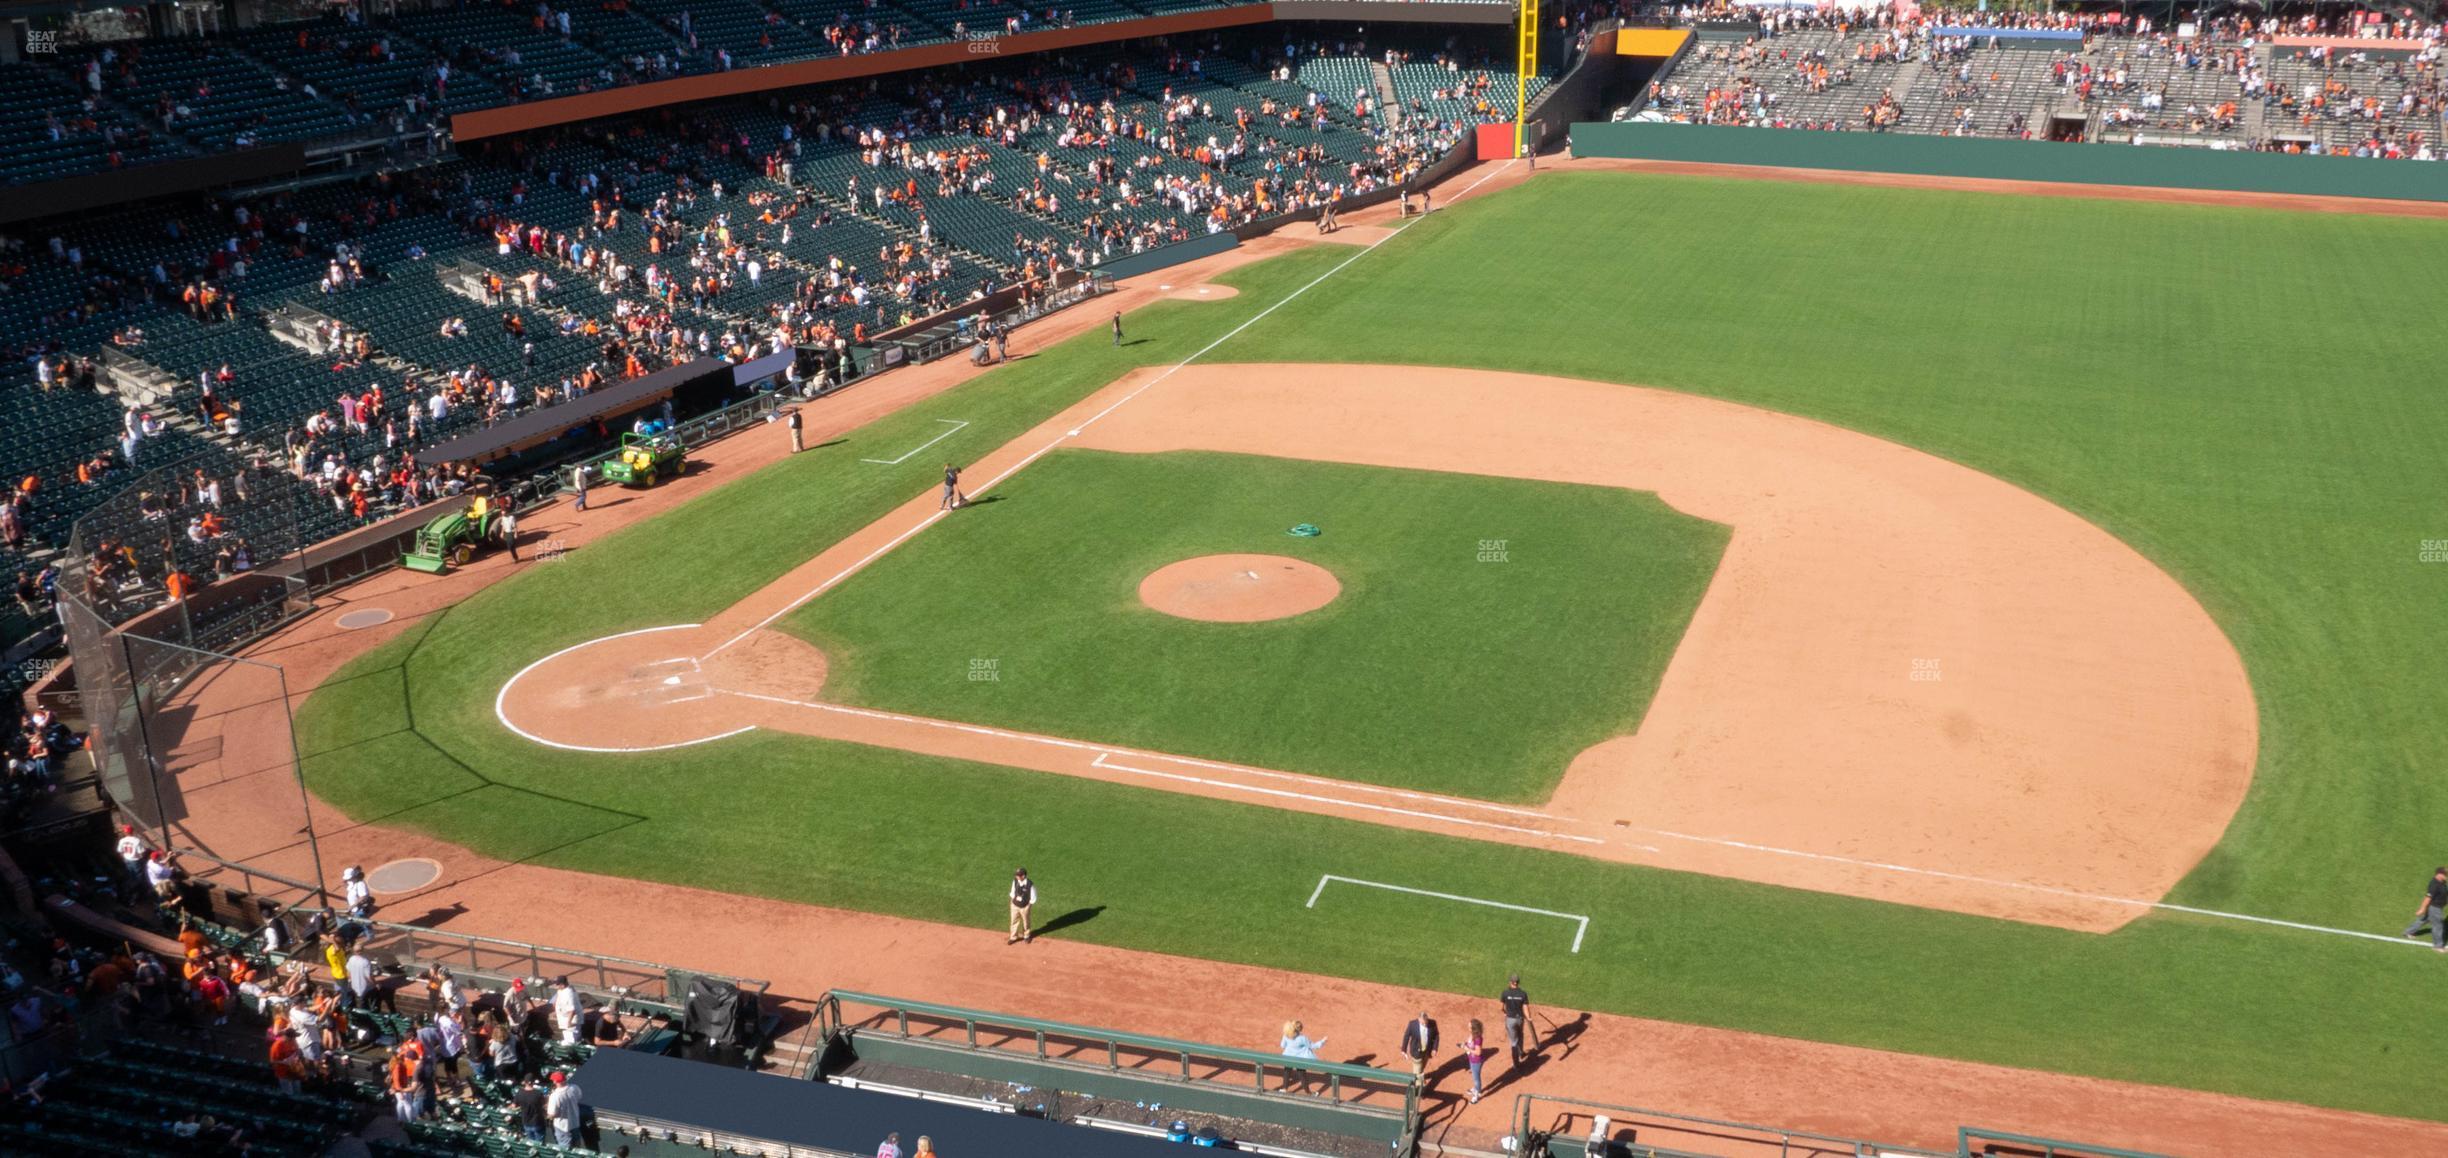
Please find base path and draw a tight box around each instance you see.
[497,364,2256,933]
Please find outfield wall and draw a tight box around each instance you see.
[1569,122,2448,203]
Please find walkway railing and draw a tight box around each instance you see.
[814,989,1417,1125]
[1957,1127,2174,1158]
[161,838,767,1015]
[1510,1093,1945,1158]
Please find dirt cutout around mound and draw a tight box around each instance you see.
[1140,554,1340,622]
[497,363,2256,934]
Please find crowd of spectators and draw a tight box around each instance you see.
[1635,3,2442,158]
[3,31,1521,633]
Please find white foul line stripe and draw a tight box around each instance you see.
[859,419,970,465]
[1635,827,2426,948]
[1090,754,1601,845]
[1307,873,1588,953]
[713,688,1558,820]
[700,209,1427,661]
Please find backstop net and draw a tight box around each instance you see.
[58,446,324,897]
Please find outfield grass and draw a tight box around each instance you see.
[295,174,2448,1121]
[785,448,1726,801]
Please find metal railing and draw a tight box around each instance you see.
[1957,1128,2175,1158]
[167,843,329,912]
[333,913,769,1014]
[814,989,1417,1121]
[1511,1093,1945,1158]
[557,386,787,497]
[161,839,767,1017]
[895,273,1113,365]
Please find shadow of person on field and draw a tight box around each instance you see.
[1543,1012,1592,1059]
[399,902,469,929]
[954,494,1007,508]
[1034,906,1105,937]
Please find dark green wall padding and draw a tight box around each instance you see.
[1569,121,2448,202]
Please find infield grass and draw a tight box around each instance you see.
[785,448,1726,802]
[297,172,2448,1122]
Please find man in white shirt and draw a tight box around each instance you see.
[545,1071,582,1147]
[115,826,147,889]
[551,977,581,1044]
[144,851,177,896]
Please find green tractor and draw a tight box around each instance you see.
[599,431,686,487]
[401,500,505,574]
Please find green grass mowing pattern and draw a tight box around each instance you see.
[292,178,2448,1120]
[784,449,1726,802]
[1238,170,2448,930]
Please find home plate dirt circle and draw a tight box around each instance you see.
[1139,554,1339,622]
[365,857,443,894]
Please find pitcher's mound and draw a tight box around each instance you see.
[1140,554,1339,622]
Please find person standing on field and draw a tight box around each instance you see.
[787,407,803,454]
[1110,311,1123,346]
[1277,1019,1327,1092]
[941,463,966,510]
[2406,866,2448,951]
[1398,1010,1437,1081]
[1456,1018,1489,1104]
[1007,868,1036,945]
[1500,974,1531,1064]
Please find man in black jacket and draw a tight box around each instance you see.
[1398,1011,1437,1081]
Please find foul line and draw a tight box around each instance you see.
[698,209,1430,662]
[1632,827,2425,948]
[1307,874,1587,953]
[859,419,969,465]
[712,687,1562,821]
[1090,754,1600,845]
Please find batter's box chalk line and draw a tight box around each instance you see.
[1306,874,1588,953]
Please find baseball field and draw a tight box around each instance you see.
[294,168,2448,1123]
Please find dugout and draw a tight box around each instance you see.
[801,990,1420,1157]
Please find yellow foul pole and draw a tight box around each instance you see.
[1515,0,1539,158]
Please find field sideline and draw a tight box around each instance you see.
[295,171,2448,1122]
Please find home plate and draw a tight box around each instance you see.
[662,675,683,686]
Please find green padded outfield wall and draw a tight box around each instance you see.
[1569,122,2448,202]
